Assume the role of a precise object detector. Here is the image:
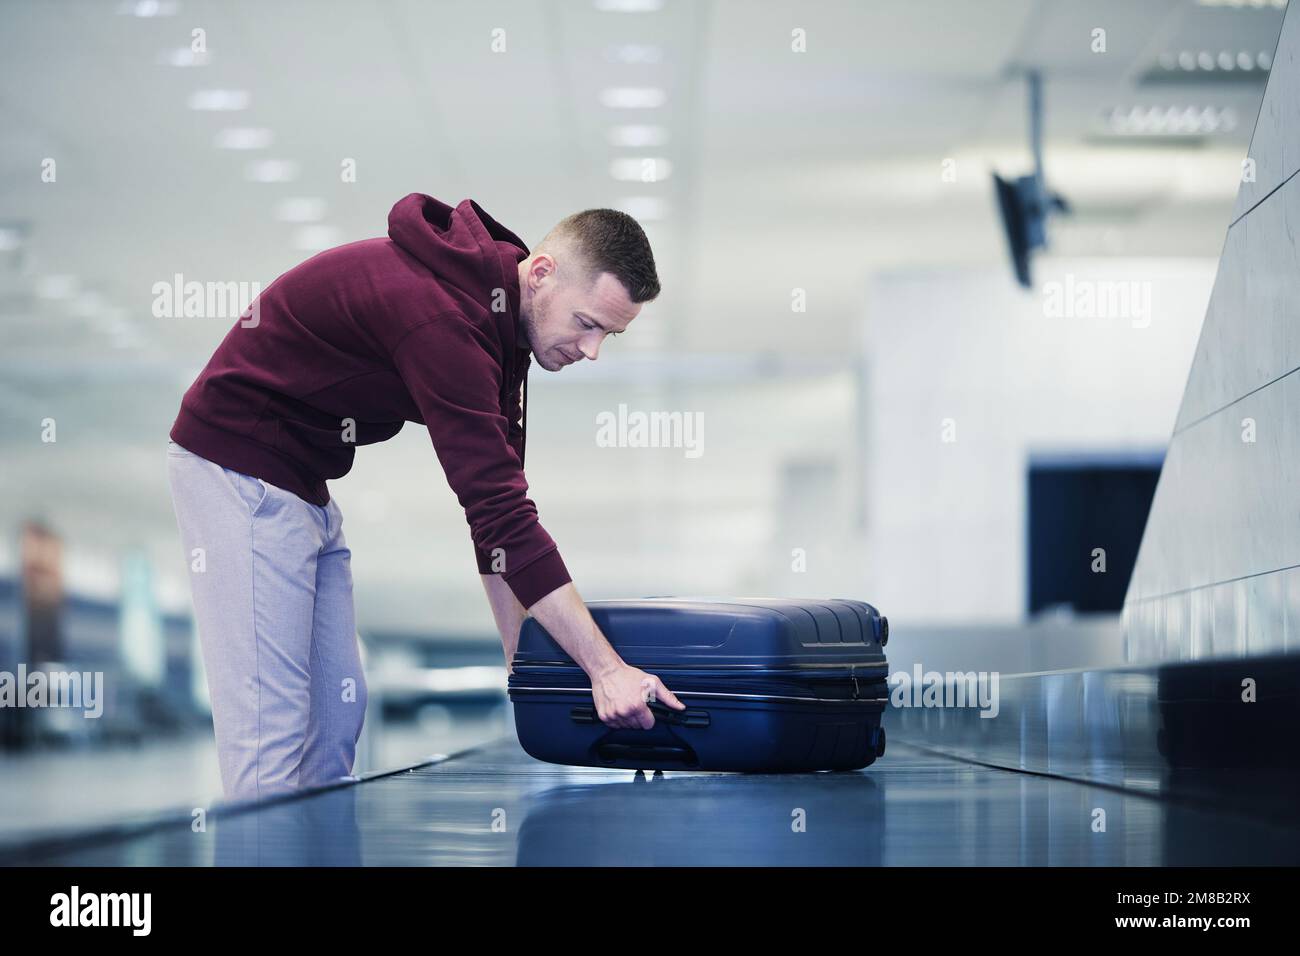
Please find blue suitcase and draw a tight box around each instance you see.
[508,597,890,772]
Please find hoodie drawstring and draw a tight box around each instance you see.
[520,370,528,470]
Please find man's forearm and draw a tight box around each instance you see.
[479,573,529,672]
[525,581,624,680]
[479,575,623,678]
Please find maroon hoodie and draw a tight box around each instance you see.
[170,193,571,608]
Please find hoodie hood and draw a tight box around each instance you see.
[388,193,535,466]
[388,193,531,355]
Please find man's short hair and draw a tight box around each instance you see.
[539,209,660,303]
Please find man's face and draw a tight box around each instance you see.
[520,254,641,372]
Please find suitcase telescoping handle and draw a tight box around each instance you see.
[569,701,711,728]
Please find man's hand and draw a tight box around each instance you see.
[591,664,685,730]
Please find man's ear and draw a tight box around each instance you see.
[528,252,557,287]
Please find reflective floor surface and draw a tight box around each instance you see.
[6,735,1299,866]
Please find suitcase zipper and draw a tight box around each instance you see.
[509,686,890,707]
[509,663,889,705]
[513,662,889,676]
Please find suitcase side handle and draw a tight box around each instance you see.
[595,742,698,766]
[569,702,711,729]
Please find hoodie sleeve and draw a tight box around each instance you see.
[471,371,526,574]
[391,313,571,609]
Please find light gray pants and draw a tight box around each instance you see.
[166,439,367,802]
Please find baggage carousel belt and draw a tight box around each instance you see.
[5,735,1300,866]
